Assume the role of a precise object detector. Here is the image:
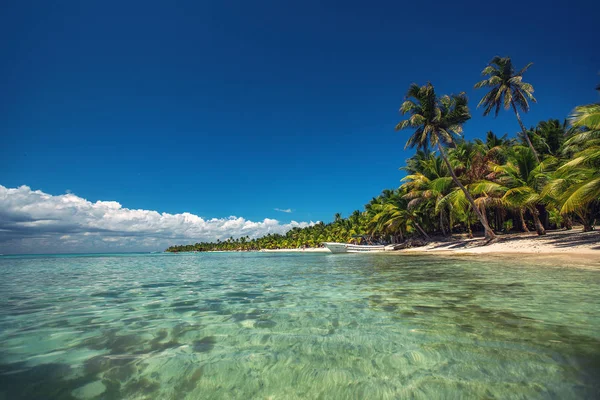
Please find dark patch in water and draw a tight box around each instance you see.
[109,334,141,354]
[331,319,340,328]
[174,367,204,398]
[147,328,181,351]
[232,313,249,322]
[8,303,52,316]
[123,377,160,396]
[171,323,201,340]
[197,299,224,313]
[41,319,71,328]
[151,340,180,352]
[255,320,277,329]
[192,336,216,352]
[225,291,262,299]
[173,307,196,314]
[400,311,417,317]
[90,291,121,298]
[458,324,476,333]
[260,334,271,344]
[382,305,397,312]
[84,355,133,376]
[171,300,198,308]
[153,329,168,342]
[263,295,285,303]
[101,378,122,398]
[81,330,142,354]
[141,282,178,289]
[122,317,143,325]
[0,362,90,400]
[104,363,137,382]
[413,306,440,313]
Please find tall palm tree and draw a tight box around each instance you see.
[396,83,496,240]
[475,56,540,163]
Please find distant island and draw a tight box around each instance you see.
[167,56,599,254]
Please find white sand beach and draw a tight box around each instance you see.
[262,228,599,265]
[390,227,600,267]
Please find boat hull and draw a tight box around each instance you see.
[323,242,386,253]
[322,242,349,253]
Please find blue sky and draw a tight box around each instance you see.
[1,0,599,252]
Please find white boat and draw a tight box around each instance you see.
[323,242,386,253]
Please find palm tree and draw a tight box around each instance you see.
[401,153,454,235]
[492,146,551,235]
[396,83,496,240]
[535,119,567,156]
[544,102,600,231]
[475,56,540,163]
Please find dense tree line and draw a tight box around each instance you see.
[166,57,599,252]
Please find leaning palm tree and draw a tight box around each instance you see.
[475,56,540,163]
[396,83,496,240]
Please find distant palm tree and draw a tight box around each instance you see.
[396,83,496,240]
[475,56,540,163]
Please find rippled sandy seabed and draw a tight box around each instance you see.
[0,252,599,399]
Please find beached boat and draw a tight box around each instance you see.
[323,242,386,253]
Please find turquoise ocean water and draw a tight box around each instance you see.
[0,252,599,399]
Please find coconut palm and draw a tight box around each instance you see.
[475,56,540,163]
[492,146,552,235]
[401,153,454,235]
[396,83,496,240]
[534,119,567,156]
[544,102,600,230]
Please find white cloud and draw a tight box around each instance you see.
[274,208,292,213]
[0,185,314,254]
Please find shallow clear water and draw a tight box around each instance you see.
[0,252,599,399]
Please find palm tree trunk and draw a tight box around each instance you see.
[519,208,529,232]
[511,100,540,164]
[576,212,595,232]
[413,221,430,239]
[439,209,446,236]
[479,203,491,233]
[563,214,573,230]
[436,141,496,240]
[531,207,546,235]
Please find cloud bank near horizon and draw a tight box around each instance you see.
[0,185,315,254]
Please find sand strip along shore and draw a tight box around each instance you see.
[260,228,599,265]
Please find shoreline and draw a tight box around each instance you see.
[395,228,599,259]
[261,228,600,265]
[182,228,600,267]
